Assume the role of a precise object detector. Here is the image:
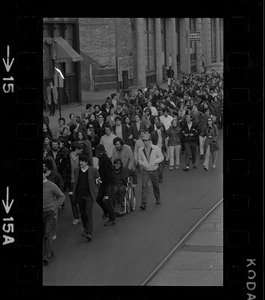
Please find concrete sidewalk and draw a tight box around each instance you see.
[147,202,223,286]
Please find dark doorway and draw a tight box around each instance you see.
[122,70,129,90]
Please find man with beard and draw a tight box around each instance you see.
[112,158,137,214]
[112,137,134,170]
[47,138,71,209]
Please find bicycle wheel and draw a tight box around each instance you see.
[129,187,136,211]
[125,191,131,214]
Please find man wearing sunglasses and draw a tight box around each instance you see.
[138,133,164,209]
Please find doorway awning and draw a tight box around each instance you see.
[52,36,83,63]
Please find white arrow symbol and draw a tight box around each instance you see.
[2,46,15,73]
[54,67,65,79]
[2,186,14,214]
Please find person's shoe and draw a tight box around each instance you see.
[169,166,174,171]
[102,213,109,219]
[82,230,86,236]
[104,220,116,226]
[204,166,209,171]
[175,165,179,170]
[140,203,146,210]
[158,179,163,183]
[85,233,92,241]
[183,167,190,171]
[156,199,161,205]
[72,219,80,225]
[193,164,197,169]
[212,165,216,169]
[59,203,65,210]
[52,235,57,240]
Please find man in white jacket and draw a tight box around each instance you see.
[138,133,164,209]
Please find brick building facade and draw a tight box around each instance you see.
[43,18,83,110]
[79,18,223,92]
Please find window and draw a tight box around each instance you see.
[219,18,223,61]
[43,24,53,78]
[43,43,53,78]
[161,19,165,53]
[64,24,75,74]
[144,18,156,71]
[175,18,180,64]
[211,18,217,63]
[189,18,197,62]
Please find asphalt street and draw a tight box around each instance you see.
[43,130,223,286]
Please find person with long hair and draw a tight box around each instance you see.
[105,106,116,128]
[87,125,100,157]
[123,115,134,149]
[43,123,53,140]
[43,136,52,154]
[202,117,219,171]
[68,124,78,146]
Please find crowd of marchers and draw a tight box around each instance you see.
[43,69,222,265]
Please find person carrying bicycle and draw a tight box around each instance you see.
[112,158,137,214]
